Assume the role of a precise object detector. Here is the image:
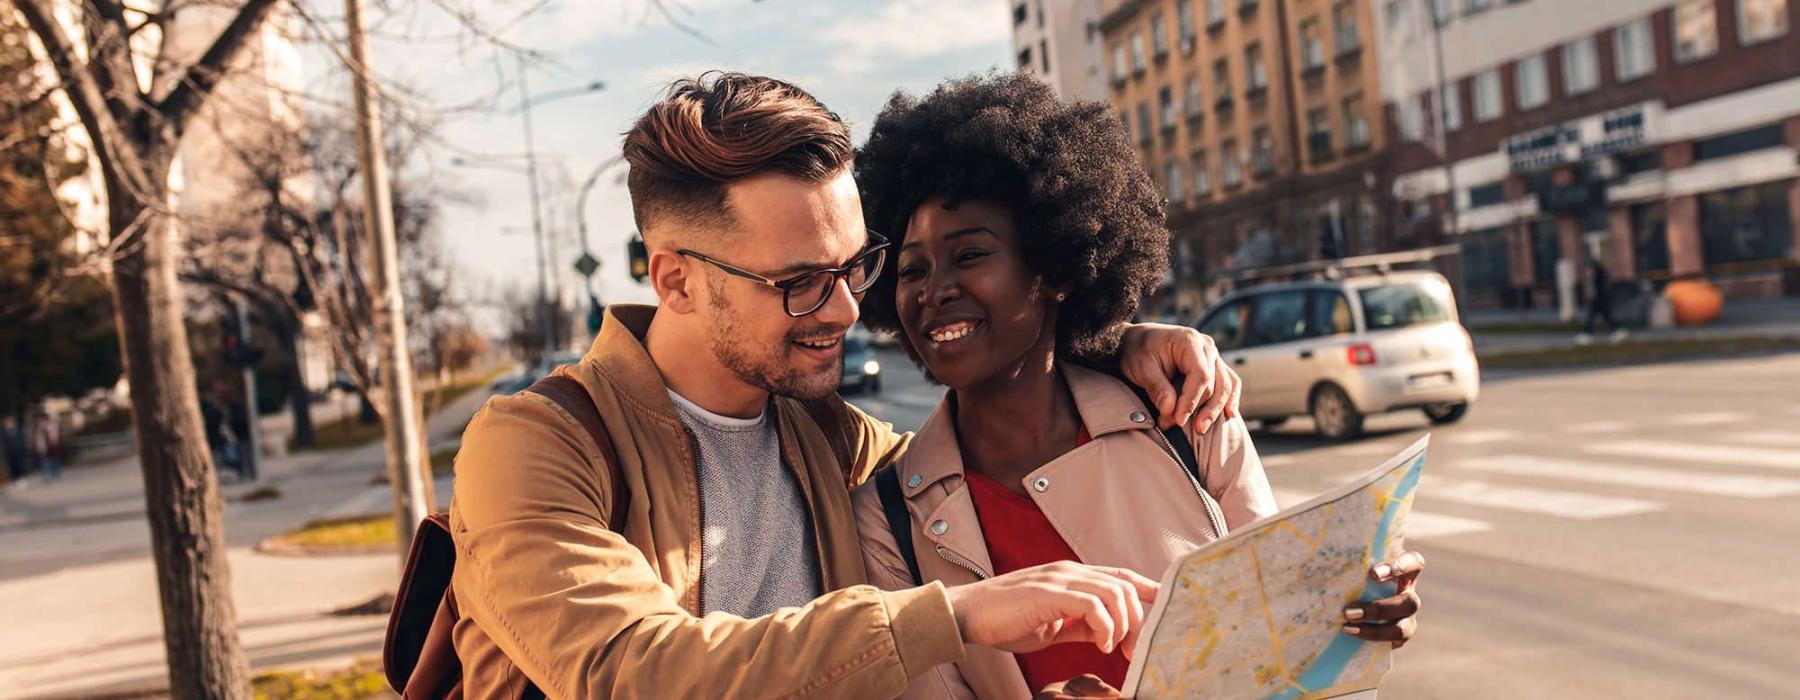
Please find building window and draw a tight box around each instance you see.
[1467,181,1506,208]
[1214,58,1234,102]
[1036,0,1045,28]
[1192,150,1213,195]
[1136,103,1153,144]
[1333,2,1361,53]
[1673,0,1717,63]
[1251,127,1276,175]
[1439,81,1462,131]
[1614,17,1656,80]
[1562,36,1600,95]
[1185,74,1204,118]
[1040,39,1051,73]
[1246,43,1268,91]
[1387,0,1412,40]
[1207,0,1227,26]
[1151,12,1170,57]
[1462,227,1514,295]
[1018,47,1034,70]
[1166,159,1186,202]
[1112,45,1130,82]
[1631,202,1670,276]
[1465,0,1495,13]
[1307,107,1333,159]
[1178,0,1197,39]
[1515,54,1549,110]
[1343,95,1370,147]
[1131,32,1147,72]
[1014,2,1028,26]
[1398,94,1426,141]
[1473,68,1503,121]
[1699,182,1794,265]
[1222,139,1244,185]
[1432,0,1455,26]
[1159,86,1178,129]
[1301,18,1325,69]
[1531,219,1560,288]
[1120,108,1131,142]
[1693,123,1787,161]
[1739,0,1790,45]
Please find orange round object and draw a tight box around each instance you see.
[1664,279,1723,326]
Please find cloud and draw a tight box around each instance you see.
[819,0,1012,76]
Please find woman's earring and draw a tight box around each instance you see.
[1055,291,1067,301]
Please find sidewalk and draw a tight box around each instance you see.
[1469,297,1800,356]
[0,380,495,698]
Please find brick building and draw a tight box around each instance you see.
[1378,0,1800,308]
[1099,0,1393,316]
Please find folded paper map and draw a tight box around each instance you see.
[1121,436,1429,699]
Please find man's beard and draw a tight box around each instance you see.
[707,290,844,401]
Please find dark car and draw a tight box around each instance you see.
[840,334,881,394]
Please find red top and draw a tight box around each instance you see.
[962,427,1129,692]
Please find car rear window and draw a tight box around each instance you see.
[1358,282,1452,331]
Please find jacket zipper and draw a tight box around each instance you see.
[1150,428,1229,541]
[935,545,991,581]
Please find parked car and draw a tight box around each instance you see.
[1195,271,1479,439]
[840,333,882,394]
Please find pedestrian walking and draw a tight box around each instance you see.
[33,410,63,482]
[2,415,26,484]
[1578,257,1628,345]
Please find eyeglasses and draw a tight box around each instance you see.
[677,231,890,317]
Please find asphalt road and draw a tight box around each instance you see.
[848,348,1800,698]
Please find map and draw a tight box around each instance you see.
[1121,437,1429,700]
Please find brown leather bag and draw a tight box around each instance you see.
[383,375,624,699]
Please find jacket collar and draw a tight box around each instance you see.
[583,304,684,425]
[900,363,1158,495]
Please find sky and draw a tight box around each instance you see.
[324,0,1016,323]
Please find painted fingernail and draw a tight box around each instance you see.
[1344,607,1364,621]
[1344,625,1362,635]
[1373,564,1393,579]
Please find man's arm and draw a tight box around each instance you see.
[451,394,961,699]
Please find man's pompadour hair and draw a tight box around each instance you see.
[623,71,853,239]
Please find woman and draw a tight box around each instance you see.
[850,74,1423,699]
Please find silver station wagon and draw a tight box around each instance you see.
[1195,271,1480,439]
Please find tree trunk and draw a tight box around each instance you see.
[276,318,314,448]
[109,175,251,698]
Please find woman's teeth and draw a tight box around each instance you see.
[929,322,977,343]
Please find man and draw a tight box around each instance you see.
[1577,256,1627,345]
[449,72,1239,698]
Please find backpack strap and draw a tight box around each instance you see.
[873,467,924,586]
[1119,378,1206,485]
[526,374,626,532]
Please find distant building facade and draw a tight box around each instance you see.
[1011,0,1112,102]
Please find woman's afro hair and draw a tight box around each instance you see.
[854,71,1169,362]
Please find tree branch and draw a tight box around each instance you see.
[13,0,141,192]
[154,0,281,133]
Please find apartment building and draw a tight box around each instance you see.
[1011,0,1112,101]
[1100,0,1390,314]
[1378,0,1800,307]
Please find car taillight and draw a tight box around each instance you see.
[1347,343,1378,366]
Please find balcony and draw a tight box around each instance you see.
[1307,132,1335,163]
[1214,94,1235,112]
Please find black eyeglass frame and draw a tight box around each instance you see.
[676,231,890,317]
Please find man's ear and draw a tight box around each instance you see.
[649,248,699,314]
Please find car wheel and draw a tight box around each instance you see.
[1423,402,1469,424]
[1311,384,1364,440]
[869,374,881,393]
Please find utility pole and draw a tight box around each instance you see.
[1425,4,1467,307]
[345,0,430,553]
[234,296,262,482]
[518,55,555,355]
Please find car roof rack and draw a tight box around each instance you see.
[1224,244,1460,286]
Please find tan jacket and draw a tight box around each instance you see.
[449,304,965,699]
[851,364,1277,700]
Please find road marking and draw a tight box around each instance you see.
[1424,479,1665,520]
[1334,442,1408,457]
[1445,429,1515,445]
[1583,441,1800,470]
[1730,431,1800,448]
[1457,454,1800,498]
[1565,420,1629,435]
[1403,511,1493,539]
[1667,412,1751,427]
[1261,454,1299,468]
[1272,487,1491,540]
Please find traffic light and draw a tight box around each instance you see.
[220,313,264,368]
[627,234,648,282]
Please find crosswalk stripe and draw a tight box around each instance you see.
[1667,411,1751,426]
[1445,429,1516,445]
[1424,478,1665,520]
[1565,420,1629,435]
[1583,441,1800,470]
[1261,454,1299,468]
[1271,488,1491,540]
[1730,431,1800,448]
[1456,454,1800,498]
[1403,511,1494,539]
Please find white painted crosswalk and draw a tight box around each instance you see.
[1456,454,1800,498]
[1583,441,1800,470]
[1666,411,1751,427]
[1425,478,1666,520]
[1731,431,1800,448]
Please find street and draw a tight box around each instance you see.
[850,348,1800,698]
